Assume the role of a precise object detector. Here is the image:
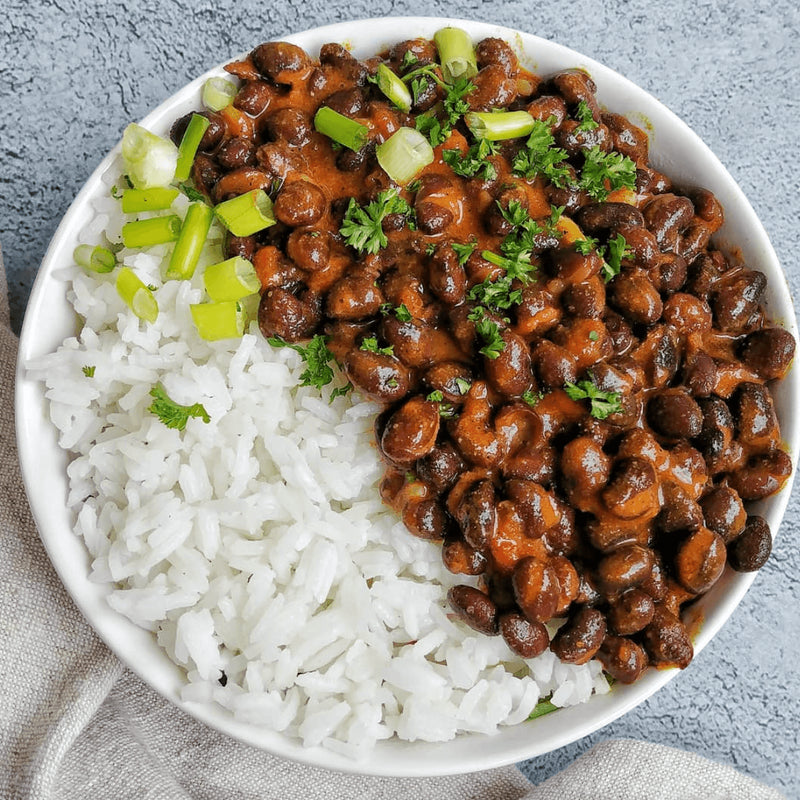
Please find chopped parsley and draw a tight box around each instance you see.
[588,330,599,342]
[574,100,599,132]
[267,334,338,392]
[451,241,477,265]
[400,50,419,71]
[426,390,444,402]
[147,383,211,431]
[81,365,96,378]
[468,275,523,312]
[426,390,455,417]
[528,696,559,720]
[578,146,637,202]
[178,182,208,204]
[602,233,632,282]
[455,377,472,395]
[564,375,622,420]
[442,138,499,181]
[468,307,506,359]
[329,382,353,400]
[574,233,631,283]
[360,337,394,356]
[522,388,544,406]
[511,117,572,188]
[339,189,413,254]
[409,70,475,146]
[394,303,413,322]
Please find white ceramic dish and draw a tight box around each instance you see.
[15,15,799,777]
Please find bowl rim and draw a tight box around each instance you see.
[14,14,800,777]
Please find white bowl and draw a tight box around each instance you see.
[15,15,799,777]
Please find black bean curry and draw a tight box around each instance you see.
[169,30,795,684]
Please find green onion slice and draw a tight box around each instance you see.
[73,244,116,274]
[203,256,261,302]
[375,63,413,112]
[433,27,478,84]
[121,215,182,249]
[121,123,179,190]
[174,114,210,182]
[190,301,245,340]
[214,189,276,237]
[116,267,158,323]
[202,77,237,111]
[313,106,369,152]
[121,187,179,213]
[376,127,434,185]
[465,110,536,141]
[165,202,214,280]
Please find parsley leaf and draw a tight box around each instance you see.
[82,365,96,378]
[588,330,599,341]
[522,388,544,406]
[394,303,413,322]
[426,390,444,402]
[408,70,475,146]
[528,696,559,720]
[415,111,446,147]
[455,377,472,395]
[442,138,499,181]
[574,236,600,255]
[575,100,599,132]
[451,241,477,265]
[578,146,637,202]
[468,307,506,359]
[511,117,572,188]
[468,275,523,312]
[564,375,622,420]
[400,50,419,71]
[268,334,338,391]
[147,383,211,431]
[178,182,209,204]
[329,382,353,401]
[360,337,394,356]
[602,233,632,282]
[339,189,412,254]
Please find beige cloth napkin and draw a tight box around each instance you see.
[0,243,786,800]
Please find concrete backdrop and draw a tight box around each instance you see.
[1,0,798,795]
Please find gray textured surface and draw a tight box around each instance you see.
[1,0,798,795]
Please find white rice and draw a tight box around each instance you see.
[27,157,609,757]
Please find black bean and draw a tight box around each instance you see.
[728,516,772,572]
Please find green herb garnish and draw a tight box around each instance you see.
[522,388,544,406]
[339,189,413,254]
[451,241,477,265]
[578,146,637,202]
[564,375,622,419]
[468,307,506,359]
[82,365,96,378]
[574,100,599,132]
[511,117,572,188]
[360,337,394,356]
[394,304,413,322]
[528,697,559,720]
[442,138,499,181]
[267,334,339,392]
[147,383,210,431]
[178,182,209,204]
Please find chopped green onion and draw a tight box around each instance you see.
[376,127,434,185]
[165,202,214,280]
[174,113,210,182]
[73,244,116,274]
[214,189,276,237]
[465,110,536,141]
[203,256,261,301]
[121,123,178,189]
[121,187,179,213]
[116,267,158,323]
[375,63,412,112]
[121,215,182,248]
[202,77,238,111]
[190,301,245,340]
[313,106,369,152]
[433,27,478,84]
